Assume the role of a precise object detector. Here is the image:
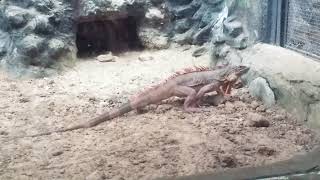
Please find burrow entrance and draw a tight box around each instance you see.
[76,16,143,57]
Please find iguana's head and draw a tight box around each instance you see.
[219,65,249,95]
[223,65,249,82]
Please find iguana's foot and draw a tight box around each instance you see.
[189,101,201,108]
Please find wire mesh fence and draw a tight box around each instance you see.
[284,0,320,60]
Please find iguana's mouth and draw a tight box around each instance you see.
[221,82,232,95]
[221,77,244,96]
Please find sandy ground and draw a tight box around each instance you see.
[0,46,319,180]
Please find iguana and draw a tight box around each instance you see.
[17,65,249,138]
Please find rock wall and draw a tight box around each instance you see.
[0,0,264,77]
[0,0,75,77]
[167,0,250,48]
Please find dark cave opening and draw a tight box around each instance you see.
[76,16,143,57]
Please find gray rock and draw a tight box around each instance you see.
[174,18,193,34]
[139,28,169,49]
[48,11,61,26]
[203,0,224,8]
[96,52,116,62]
[145,7,164,20]
[4,6,31,29]
[192,46,207,57]
[29,16,54,35]
[246,112,270,128]
[308,103,320,127]
[47,38,66,59]
[219,47,242,65]
[228,33,249,49]
[170,1,201,18]
[138,53,154,62]
[223,17,243,38]
[248,77,276,108]
[222,43,320,128]
[33,0,55,13]
[1,0,255,77]
[78,0,119,17]
[169,0,244,47]
[0,0,73,71]
[150,0,165,5]
[168,0,193,6]
[172,27,194,44]
[17,34,44,58]
[192,23,212,45]
[0,31,13,59]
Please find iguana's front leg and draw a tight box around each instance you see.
[196,83,221,99]
[194,82,221,106]
[173,86,201,112]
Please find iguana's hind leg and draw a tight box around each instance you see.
[173,86,201,112]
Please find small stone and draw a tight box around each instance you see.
[257,146,276,156]
[167,138,179,145]
[0,131,9,135]
[273,114,285,121]
[138,53,154,61]
[178,114,186,119]
[48,80,55,85]
[19,97,30,103]
[52,151,63,156]
[182,45,191,51]
[97,52,116,62]
[246,112,270,127]
[219,154,237,168]
[192,46,207,57]
[89,97,97,102]
[248,77,276,108]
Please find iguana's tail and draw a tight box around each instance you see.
[18,103,134,138]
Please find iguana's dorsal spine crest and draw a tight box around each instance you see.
[131,65,226,100]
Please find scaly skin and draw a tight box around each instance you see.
[15,65,249,138]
